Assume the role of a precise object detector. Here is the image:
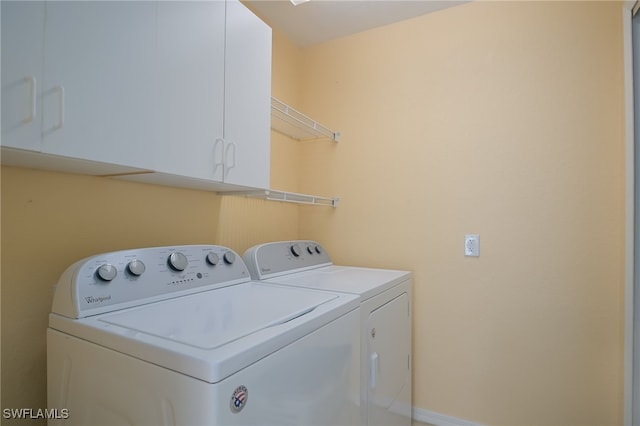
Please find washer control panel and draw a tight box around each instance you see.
[243,240,332,280]
[52,245,249,318]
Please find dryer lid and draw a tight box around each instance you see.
[265,265,411,300]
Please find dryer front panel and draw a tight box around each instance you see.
[367,292,411,426]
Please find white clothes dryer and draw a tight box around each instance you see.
[47,244,361,426]
[244,240,412,426]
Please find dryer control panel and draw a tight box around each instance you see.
[243,240,332,280]
[52,245,250,318]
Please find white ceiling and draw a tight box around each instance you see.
[245,0,469,47]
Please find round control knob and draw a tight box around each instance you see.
[290,244,302,257]
[206,252,219,266]
[315,245,322,254]
[96,264,117,282]
[168,252,188,271]
[127,259,146,276]
[307,245,315,255]
[223,251,236,265]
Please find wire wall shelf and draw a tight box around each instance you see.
[224,189,339,208]
[271,97,340,142]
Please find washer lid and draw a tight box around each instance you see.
[99,283,336,349]
[264,265,411,300]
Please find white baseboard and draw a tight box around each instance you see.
[412,407,485,426]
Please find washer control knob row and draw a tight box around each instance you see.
[204,251,235,266]
[168,252,188,271]
[302,244,322,255]
[127,259,146,276]
[97,264,117,282]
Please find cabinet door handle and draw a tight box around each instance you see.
[213,138,224,172]
[224,141,236,174]
[23,76,36,124]
[55,85,65,130]
[370,352,379,389]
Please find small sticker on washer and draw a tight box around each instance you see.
[230,385,248,413]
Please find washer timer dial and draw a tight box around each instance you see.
[168,252,188,271]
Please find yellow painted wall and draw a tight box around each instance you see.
[0,2,628,425]
[0,28,302,425]
[297,1,625,425]
[269,29,304,194]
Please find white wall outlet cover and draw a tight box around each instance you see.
[465,234,480,257]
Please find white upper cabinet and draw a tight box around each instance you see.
[41,2,157,170]
[1,1,45,152]
[223,0,272,188]
[155,1,226,182]
[1,1,272,191]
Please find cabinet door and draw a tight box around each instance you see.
[155,1,226,182]
[367,293,411,426]
[41,1,157,170]
[223,0,272,188]
[1,1,45,151]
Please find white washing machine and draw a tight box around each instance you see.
[243,240,412,426]
[47,244,361,426]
